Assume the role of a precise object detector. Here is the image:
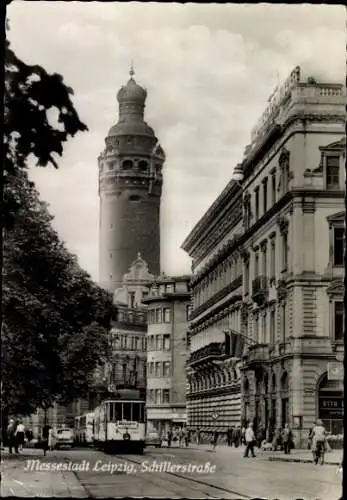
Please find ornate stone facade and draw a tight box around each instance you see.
[182,71,345,444]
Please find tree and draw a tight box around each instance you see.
[2,36,115,418]
[2,171,116,416]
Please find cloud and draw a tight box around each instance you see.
[7,2,346,282]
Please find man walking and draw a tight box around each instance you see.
[227,427,234,447]
[243,422,256,458]
[7,419,18,454]
[282,423,293,454]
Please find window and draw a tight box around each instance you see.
[282,233,288,271]
[155,362,161,377]
[166,284,174,293]
[334,302,344,341]
[254,315,259,342]
[271,171,276,205]
[244,260,250,295]
[281,302,287,342]
[270,309,275,344]
[255,188,260,221]
[270,238,276,280]
[148,362,153,376]
[163,308,171,323]
[263,178,268,213]
[333,227,344,266]
[155,335,161,350]
[163,361,171,377]
[186,304,192,321]
[163,334,170,350]
[142,290,148,301]
[162,389,170,404]
[254,251,259,277]
[262,314,267,344]
[155,309,162,323]
[326,156,340,189]
[262,245,267,277]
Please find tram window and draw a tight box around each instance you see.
[123,402,132,421]
[114,403,122,421]
[132,403,140,422]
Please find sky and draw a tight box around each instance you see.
[7,2,346,282]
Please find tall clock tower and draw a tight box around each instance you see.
[98,68,164,292]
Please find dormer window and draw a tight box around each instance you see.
[326,156,340,189]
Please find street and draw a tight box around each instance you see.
[1,445,342,499]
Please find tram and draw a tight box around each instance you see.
[74,411,95,446]
[93,389,146,454]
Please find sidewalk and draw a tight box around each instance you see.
[1,448,87,497]
[186,442,343,465]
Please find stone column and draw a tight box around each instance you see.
[291,357,304,447]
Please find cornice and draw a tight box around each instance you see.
[191,234,241,286]
[181,183,242,253]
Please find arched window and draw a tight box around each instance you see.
[122,159,133,169]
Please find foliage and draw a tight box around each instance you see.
[2,37,114,417]
[2,172,115,416]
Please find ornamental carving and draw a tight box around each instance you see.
[276,215,289,234]
[277,279,287,301]
[326,279,344,296]
[278,148,290,168]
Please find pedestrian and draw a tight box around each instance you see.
[42,424,50,456]
[184,428,189,448]
[178,428,184,448]
[307,427,313,450]
[48,427,55,451]
[241,425,246,446]
[311,419,327,465]
[211,430,219,451]
[232,426,239,447]
[281,423,293,454]
[167,428,173,448]
[227,427,234,447]
[196,428,201,446]
[15,420,25,451]
[243,422,256,458]
[7,419,18,454]
[256,425,265,448]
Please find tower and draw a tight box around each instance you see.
[98,67,165,292]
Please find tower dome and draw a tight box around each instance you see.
[117,66,147,104]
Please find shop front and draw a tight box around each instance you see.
[318,374,344,435]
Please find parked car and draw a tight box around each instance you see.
[54,428,75,449]
[145,431,162,448]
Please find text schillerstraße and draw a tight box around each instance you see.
[24,459,217,475]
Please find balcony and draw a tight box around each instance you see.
[245,343,270,365]
[252,276,269,306]
[188,342,225,367]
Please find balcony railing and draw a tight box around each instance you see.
[188,342,225,366]
[252,276,269,306]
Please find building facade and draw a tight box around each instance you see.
[143,276,191,436]
[182,182,244,434]
[98,67,165,292]
[183,67,345,444]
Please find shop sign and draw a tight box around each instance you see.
[319,397,344,418]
